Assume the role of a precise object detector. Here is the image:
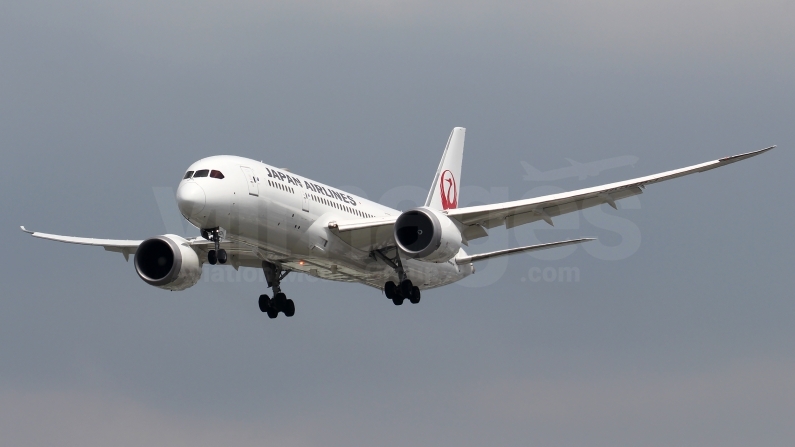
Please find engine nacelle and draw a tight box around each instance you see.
[134,235,202,291]
[394,207,462,263]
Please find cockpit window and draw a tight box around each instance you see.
[193,169,209,178]
[183,171,194,179]
[210,170,225,179]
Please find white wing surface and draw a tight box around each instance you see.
[21,227,386,289]
[446,146,776,230]
[329,146,776,251]
[21,226,142,260]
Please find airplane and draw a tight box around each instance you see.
[521,155,639,182]
[22,128,775,319]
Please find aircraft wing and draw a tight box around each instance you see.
[329,146,775,251]
[21,226,142,260]
[328,216,399,251]
[21,226,387,289]
[446,146,776,229]
[20,226,266,265]
[20,227,259,267]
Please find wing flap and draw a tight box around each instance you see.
[328,217,398,251]
[461,224,489,242]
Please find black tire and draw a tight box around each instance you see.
[258,294,270,313]
[409,286,421,304]
[217,249,228,264]
[270,293,286,313]
[267,309,279,319]
[392,296,404,306]
[207,250,217,265]
[284,299,295,317]
[384,281,397,299]
[400,279,413,297]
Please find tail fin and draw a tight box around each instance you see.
[425,127,465,210]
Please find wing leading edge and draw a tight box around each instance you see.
[21,226,142,260]
[446,146,776,229]
[329,145,776,251]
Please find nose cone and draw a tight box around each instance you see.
[177,182,206,217]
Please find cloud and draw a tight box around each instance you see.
[467,358,795,446]
[10,0,794,64]
[0,387,310,447]
[3,358,794,447]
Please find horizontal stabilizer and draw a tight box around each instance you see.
[454,238,595,264]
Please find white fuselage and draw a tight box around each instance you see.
[176,155,471,290]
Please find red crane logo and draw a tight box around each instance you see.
[439,170,458,210]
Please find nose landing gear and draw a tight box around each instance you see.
[258,261,295,318]
[202,228,227,265]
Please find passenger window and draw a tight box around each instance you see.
[183,171,194,179]
[194,169,209,178]
[210,170,224,179]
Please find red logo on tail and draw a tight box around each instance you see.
[439,170,457,210]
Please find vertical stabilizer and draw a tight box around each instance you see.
[425,127,465,210]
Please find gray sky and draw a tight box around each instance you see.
[2,1,794,446]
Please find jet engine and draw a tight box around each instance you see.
[134,235,202,291]
[394,207,462,263]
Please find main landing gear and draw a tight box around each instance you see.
[374,249,421,306]
[202,228,227,265]
[258,261,295,318]
[384,279,421,305]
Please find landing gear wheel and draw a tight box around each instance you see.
[271,292,288,315]
[400,279,413,297]
[258,294,270,313]
[208,250,217,265]
[392,296,404,306]
[260,261,293,318]
[384,281,397,299]
[217,249,228,264]
[284,299,295,317]
[409,286,421,304]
